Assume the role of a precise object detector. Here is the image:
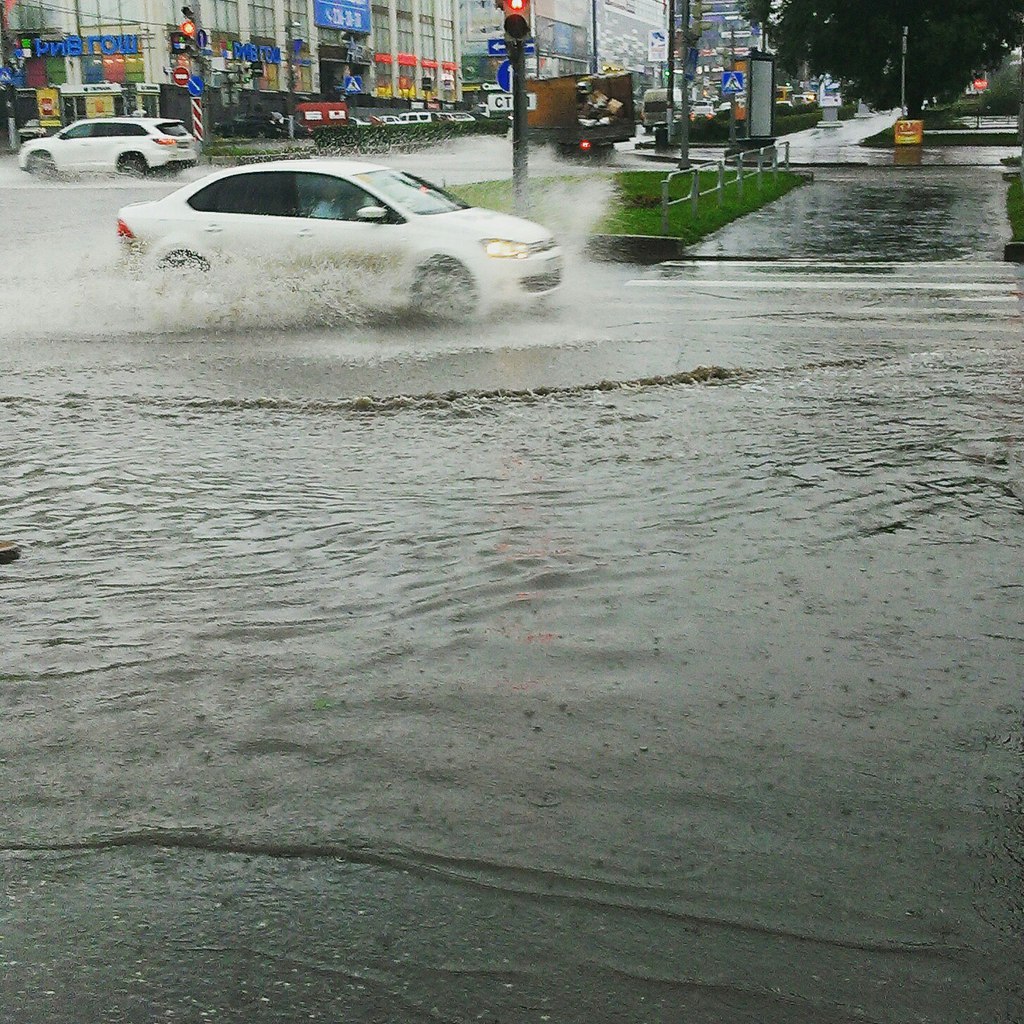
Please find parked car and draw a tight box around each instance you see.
[213,112,288,139]
[436,111,477,123]
[690,100,717,121]
[393,110,438,125]
[368,114,403,126]
[19,117,197,176]
[115,158,562,317]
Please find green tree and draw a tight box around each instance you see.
[757,0,1024,114]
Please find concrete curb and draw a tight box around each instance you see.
[586,234,684,264]
[1004,242,1024,263]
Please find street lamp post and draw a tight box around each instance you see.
[900,25,908,116]
[287,20,301,139]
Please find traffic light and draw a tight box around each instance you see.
[180,7,197,39]
[503,0,530,42]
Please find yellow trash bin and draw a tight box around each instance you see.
[894,119,924,145]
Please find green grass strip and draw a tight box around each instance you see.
[1008,178,1024,242]
[452,169,806,244]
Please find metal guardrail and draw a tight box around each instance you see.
[660,141,791,235]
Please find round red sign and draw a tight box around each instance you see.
[172,66,190,87]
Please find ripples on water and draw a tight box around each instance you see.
[2,167,1023,1022]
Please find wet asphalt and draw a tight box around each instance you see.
[1,153,1023,1024]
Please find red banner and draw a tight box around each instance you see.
[396,52,416,66]
[420,58,438,69]
[374,52,392,63]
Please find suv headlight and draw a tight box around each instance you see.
[484,238,530,259]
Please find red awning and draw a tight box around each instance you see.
[374,52,392,63]
[396,52,416,66]
[441,61,456,72]
[420,58,438,69]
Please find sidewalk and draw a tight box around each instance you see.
[625,109,1016,168]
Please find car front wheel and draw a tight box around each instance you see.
[411,257,478,320]
[27,152,57,178]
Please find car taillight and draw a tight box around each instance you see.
[117,218,135,239]
[154,137,178,145]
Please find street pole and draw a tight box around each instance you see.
[900,25,908,116]
[287,21,299,140]
[590,0,598,74]
[728,26,736,149]
[666,0,675,144]
[1,5,15,152]
[678,0,691,169]
[510,38,528,215]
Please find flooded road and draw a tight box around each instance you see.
[2,160,1023,1023]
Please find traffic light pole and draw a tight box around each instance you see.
[510,38,528,216]
[678,0,691,169]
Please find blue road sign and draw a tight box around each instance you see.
[0,68,13,85]
[196,28,209,48]
[187,74,204,97]
[343,74,363,93]
[721,71,745,94]
[496,59,513,93]
[487,38,535,56]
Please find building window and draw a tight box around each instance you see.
[207,0,241,35]
[396,12,414,53]
[419,15,435,61]
[371,6,390,50]
[248,0,274,37]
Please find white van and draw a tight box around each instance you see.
[394,111,437,125]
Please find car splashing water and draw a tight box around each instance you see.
[0,161,612,343]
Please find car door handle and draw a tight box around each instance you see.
[204,224,223,234]
[297,228,313,237]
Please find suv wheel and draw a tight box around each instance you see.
[117,153,148,177]
[158,249,210,272]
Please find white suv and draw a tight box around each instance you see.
[19,117,197,177]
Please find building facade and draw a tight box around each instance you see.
[1,0,462,128]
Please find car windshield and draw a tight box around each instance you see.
[156,121,189,137]
[354,170,468,216]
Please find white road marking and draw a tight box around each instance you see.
[627,279,1017,292]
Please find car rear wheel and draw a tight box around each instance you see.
[412,257,477,320]
[158,249,210,272]
[117,153,148,177]
[27,152,57,178]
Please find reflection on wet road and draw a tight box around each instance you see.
[2,162,1023,1023]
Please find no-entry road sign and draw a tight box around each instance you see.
[172,66,190,87]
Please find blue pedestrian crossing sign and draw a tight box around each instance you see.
[721,71,745,94]
[343,74,363,94]
[0,68,13,85]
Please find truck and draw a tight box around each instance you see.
[526,72,635,157]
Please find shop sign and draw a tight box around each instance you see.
[313,0,371,34]
[33,34,140,57]
[227,41,282,64]
[37,87,61,126]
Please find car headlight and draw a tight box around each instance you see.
[484,238,530,259]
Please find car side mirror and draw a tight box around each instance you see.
[356,205,387,223]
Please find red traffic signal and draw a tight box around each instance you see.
[503,0,530,41]
[179,18,196,37]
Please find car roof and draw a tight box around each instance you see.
[202,158,392,178]
[70,116,182,124]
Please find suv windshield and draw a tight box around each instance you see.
[354,170,467,216]
[156,121,189,137]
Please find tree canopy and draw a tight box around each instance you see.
[741,0,1024,114]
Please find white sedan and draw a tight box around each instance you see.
[116,159,562,316]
